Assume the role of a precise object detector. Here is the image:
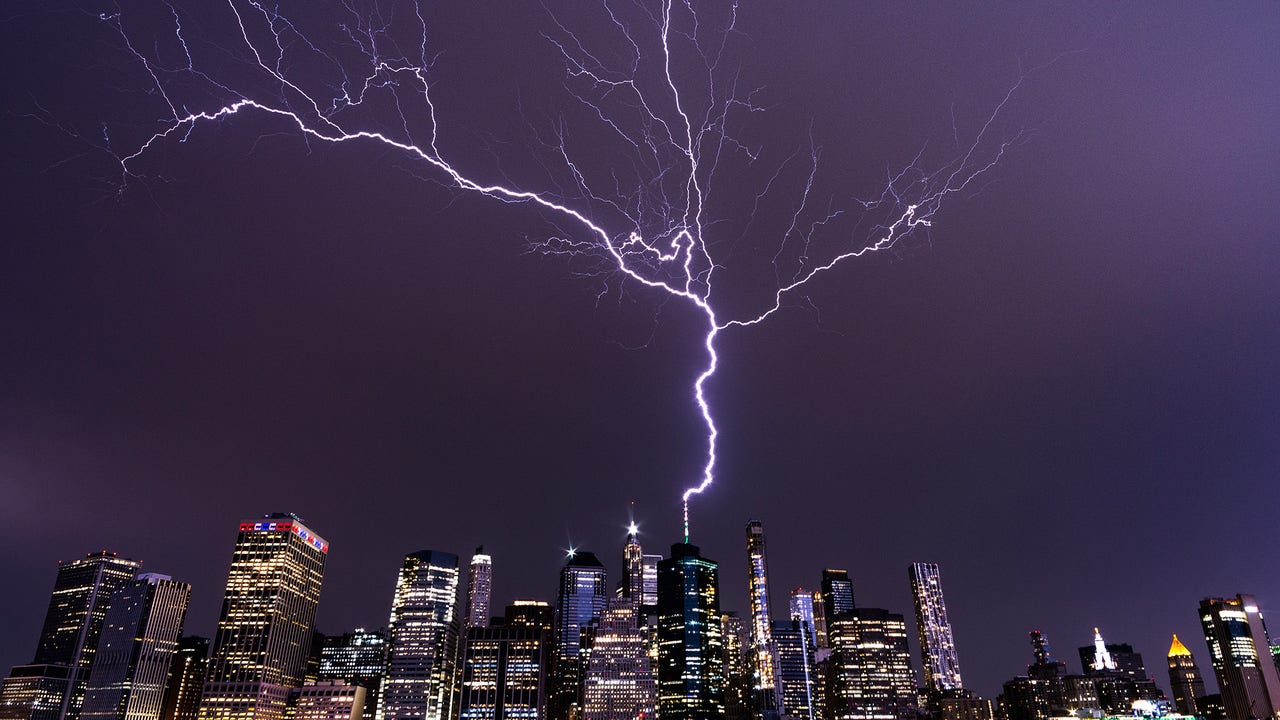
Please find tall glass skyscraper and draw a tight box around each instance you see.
[550,551,607,720]
[771,621,816,720]
[198,514,328,720]
[827,608,917,720]
[908,562,963,693]
[0,551,142,720]
[745,522,779,718]
[81,574,192,720]
[789,589,818,652]
[1198,595,1280,720]
[656,543,724,720]
[466,548,493,629]
[381,550,460,720]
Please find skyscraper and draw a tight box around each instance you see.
[1168,634,1207,716]
[550,551,607,720]
[466,549,493,630]
[789,590,818,653]
[745,521,780,718]
[80,574,192,720]
[826,608,917,720]
[721,614,752,720]
[656,542,724,720]
[908,563,963,694]
[623,527,644,605]
[1199,595,1280,720]
[291,681,367,720]
[772,621,816,720]
[640,556,661,618]
[0,551,142,720]
[198,514,328,720]
[160,637,209,720]
[820,571,854,624]
[318,630,387,720]
[381,550,460,720]
[458,605,553,720]
[582,597,656,720]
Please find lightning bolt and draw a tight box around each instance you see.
[95,0,1031,543]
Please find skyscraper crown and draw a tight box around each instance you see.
[1168,633,1192,657]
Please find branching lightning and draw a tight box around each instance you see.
[90,0,1030,542]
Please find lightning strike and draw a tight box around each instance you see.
[93,0,1032,541]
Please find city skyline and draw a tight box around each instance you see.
[3,1,1279,712]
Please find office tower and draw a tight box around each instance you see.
[998,631,1101,720]
[1168,634,1206,716]
[820,571,854,624]
[550,551,607,720]
[1199,595,1280,720]
[622,528,644,603]
[810,592,828,650]
[789,590,818,652]
[772,621,815,720]
[937,693,994,720]
[656,542,724,720]
[581,597,656,720]
[467,549,493,629]
[745,521,780,718]
[825,608,917,720]
[722,614,752,720]
[1082,629,1116,672]
[908,563,963,695]
[291,680,366,720]
[197,515,327,720]
[382,550,460,720]
[640,556,660,617]
[1074,629,1160,713]
[458,605,553,720]
[0,551,142,720]
[161,637,209,720]
[318,630,387,720]
[81,574,192,720]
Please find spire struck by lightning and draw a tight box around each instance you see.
[92,0,1032,542]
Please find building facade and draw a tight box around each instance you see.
[381,550,460,720]
[826,609,917,720]
[908,563,963,694]
[458,614,551,720]
[772,621,815,720]
[80,574,192,720]
[467,549,493,630]
[789,590,818,654]
[1167,634,1207,716]
[581,597,655,720]
[550,551,607,720]
[198,514,328,720]
[745,522,780,718]
[656,543,724,720]
[1199,595,1280,720]
[820,571,854,626]
[160,637,208,720]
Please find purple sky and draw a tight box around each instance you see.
[2,1,1278,699]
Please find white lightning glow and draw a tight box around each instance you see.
[101,0,1029,542]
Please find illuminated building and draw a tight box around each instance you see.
[937,692,994,720]
[81,574,192,720]
[381,550,460,720]
[318,630,386,720]
[908,563,963,695]
[640,556,660,617]
[550,551,607,720]
[772,621,815,720]
[826,609,917,720]
[745,521,780,719]
[789,590,818,653]
[467,549,494,629]
[621,528,644,618]
[656,542,724,720]
[722,613,752,720]
[290,680,366,720]
[1167,634,1206,716]
[999,631,1100,720]
[0,664,71,720]
[581,597,656,720]
[161,637,209,720]
[810,592,828,650]
[1076,629,1161,714]
[1198,595,1280,720]
[820,571,854,625]
[198,514,328,720]
[0,551,141,720]
[458,604,553,720]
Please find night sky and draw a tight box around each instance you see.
[2,1,1278,700]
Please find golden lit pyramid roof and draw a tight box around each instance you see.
[1169,633,1192,657]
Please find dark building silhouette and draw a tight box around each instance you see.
[721,613,752,720]
[656,543,724,720]
[999,631,1100,720]
[820,571,854,627]
[160,636,209,720]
